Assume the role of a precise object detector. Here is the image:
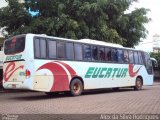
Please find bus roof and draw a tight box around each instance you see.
[79,39,123,48]
[24,33,143,52]
[28,34,123,48]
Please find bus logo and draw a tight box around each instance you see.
[128,64,142,77]
[4,62,24,81]
[37,61,77,91]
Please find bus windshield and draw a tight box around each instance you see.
[4,36,25,55]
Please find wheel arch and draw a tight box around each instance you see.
[70,76,84,88]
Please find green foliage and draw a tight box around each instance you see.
[0,0,150,47]
[150,52,160,68]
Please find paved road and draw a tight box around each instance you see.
[0,82,160,114]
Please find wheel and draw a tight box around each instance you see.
[134,77,143,90]
[70,78,83,96]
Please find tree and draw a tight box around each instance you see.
[150,52,160,68]
[0,0,150,47]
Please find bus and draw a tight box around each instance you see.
[0,50,3,88]
[2,34,153,96]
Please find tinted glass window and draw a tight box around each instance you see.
[57,41,65,59]
[134,51,139,64]
[92,46,98,61]
[99,47,105,61]
[48,40,56,59]
[138,52,143,64]
[40,38,47,58]
[74,43,83,60]
[129,51,134,64]
[34,38,46,58]
[105,47,111,61]
[35,38,40,58]
[123,50,129,63]
[143,52,150,66]
[144,52,153,74]
[83,45,91,61]
[112,48,118,62]
[66,42,74,60]
[4,36,25,55]
[117,49,123,63]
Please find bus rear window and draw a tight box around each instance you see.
[4,36,25,55]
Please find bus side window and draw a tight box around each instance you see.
[34,38,47,58]
[74,43,83,60]
[99,47,105,61]
[57,41,65,59]
[128,51,134,64]
[34,38,40,58]
[112,48,118,62]
[40,38,47,58]
[92,46,98,61]
[123,50,129,63]
[83,45,91,61]
[66,42,74,60]
[48,40,56,59]
[117,49,123,63]
[105,47,111,61]
[134,51,139,64]
[138,52,143,64]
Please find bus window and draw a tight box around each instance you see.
[34,38,47,58]
[123,50,129,63]
[129,51,134,64]
[57,41,65,59]
[34,38,40,58]
[74,43,83,60]
[83,45,91,61]
[99,47,105,61]
[40,38,47,58]
[4,36,25,55]
[48,40,56,59]
[112,48,118,62]
[134,51,139,64]
[105,47,111,61]
[92,46,98,61]
[143,52,153,74]
[117,49,123,63]
[66,42,74,60]
[138,52,143,64]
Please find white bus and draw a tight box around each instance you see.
[3,34,153,96]
[0,50,3,87]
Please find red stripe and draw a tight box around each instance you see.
[37,62,69,92]
[128,64,142,77]
[56,61,77,78]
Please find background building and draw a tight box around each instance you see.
[153,34,160,53]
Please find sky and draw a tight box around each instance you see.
[0,0,160,52]
[0,0,8,8]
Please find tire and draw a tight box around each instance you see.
[134,77,143,91]
[70,78,83,96]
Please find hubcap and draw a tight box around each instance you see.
[137,80,142,89]
[73,83,80,94]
